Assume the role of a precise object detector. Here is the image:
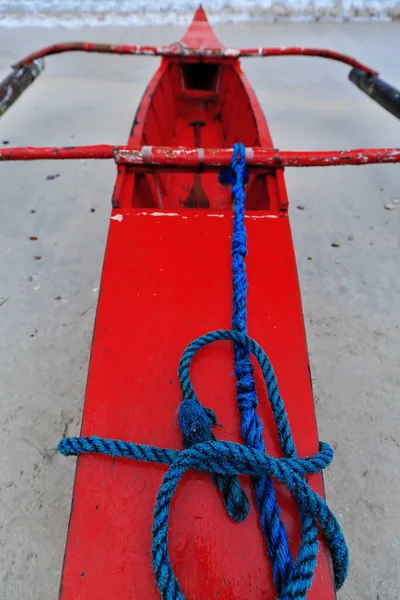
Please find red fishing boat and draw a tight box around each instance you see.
[1,6,400,600]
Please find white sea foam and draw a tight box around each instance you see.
[0,0,398,27]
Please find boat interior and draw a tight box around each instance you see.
[129,60,272,211]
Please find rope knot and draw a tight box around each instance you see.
[235,360,258,411]
[219,166,249,187]
[178,398,217,447]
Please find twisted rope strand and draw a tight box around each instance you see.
[224,146,293,592]
[222,145,330,598]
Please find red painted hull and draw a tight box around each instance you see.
[60,8,335,600]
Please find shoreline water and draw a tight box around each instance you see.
[0,1,400,28]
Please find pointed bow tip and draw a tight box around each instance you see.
[180,5,225,50]
[193,5,208,22]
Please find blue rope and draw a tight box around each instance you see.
[223,143,293,593]
[58,144,349,599]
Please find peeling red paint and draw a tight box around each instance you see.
[12,43,377,76]
[1,144,399,169]
[0,145,115,161]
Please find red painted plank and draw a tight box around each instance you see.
[60,209,335,600]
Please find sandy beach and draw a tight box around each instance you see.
[0,21,399,600]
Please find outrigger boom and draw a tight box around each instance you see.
[9,43,380,72]
[1,38,400,162]
[1,145,400,169]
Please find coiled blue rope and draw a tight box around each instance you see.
[58,144,348,599]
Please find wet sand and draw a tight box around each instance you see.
[0,21,399,600]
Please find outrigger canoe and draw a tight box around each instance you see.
[1,6,400,600]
